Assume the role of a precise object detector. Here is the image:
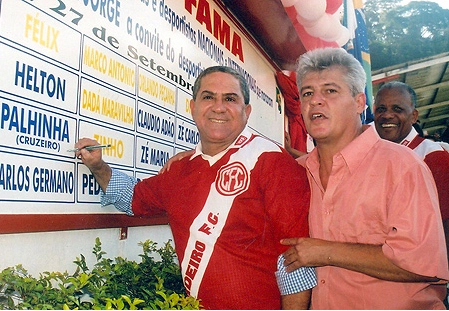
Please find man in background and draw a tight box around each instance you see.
[373,81,449,259]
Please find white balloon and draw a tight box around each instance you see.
[304,13,331,38]
[321,14,344,42]
[296,13,317,28]
[281,0,299,7]
[336,27,351,46]
[294,0,326,22]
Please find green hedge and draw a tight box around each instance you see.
[0,238,201,310]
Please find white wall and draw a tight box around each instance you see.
[0,0,280,279]
[0,225,173,276]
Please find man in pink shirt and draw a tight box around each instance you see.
[279,47,449,309]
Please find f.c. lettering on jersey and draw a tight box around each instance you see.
[184,240,206,295]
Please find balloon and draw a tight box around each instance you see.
[296,13,318,28]
[281,0,299,7]
[284,6,298,21]
[304,13,331,38]
[336,26,351,47]
[294,23,326,50]
[326,0,343,14]
[320,13,344,42]
[294,0,326,22]
[294,22,340,50]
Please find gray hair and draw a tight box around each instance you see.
[192,66,250,105]
[296,47,366,96]
[376,81,417,108]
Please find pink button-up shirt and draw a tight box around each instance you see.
[298,126,449,309]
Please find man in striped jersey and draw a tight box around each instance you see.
[74,66,316,310]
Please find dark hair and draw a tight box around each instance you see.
[192,66,250,105]
[376,81,417,108]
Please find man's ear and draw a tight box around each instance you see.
[355,92,367,115]
[189,99,195,116]
[245,104,252,119]
[412,109,419,123]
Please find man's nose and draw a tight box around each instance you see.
[383,109,396,118]
[310,93,324,106]
[212,98,227,111]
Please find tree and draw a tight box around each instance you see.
[364,0,449,70]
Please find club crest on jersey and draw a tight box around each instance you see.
[215,162,249,196]
[235,135,248,146]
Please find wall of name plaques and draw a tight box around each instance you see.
[0,0,283,217]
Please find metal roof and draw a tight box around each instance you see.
[372,52,449,139]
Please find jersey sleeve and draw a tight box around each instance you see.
[260,150,311,251]
[424,150,449,221]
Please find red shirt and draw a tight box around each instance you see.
[132,129,310,309]
[401,127,449,220]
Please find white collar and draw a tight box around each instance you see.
[400,127,418,146]
[190,126,253,165]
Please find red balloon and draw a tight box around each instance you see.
[325,0,343,14]
[285,5,298,21]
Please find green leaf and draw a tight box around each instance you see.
[0,239,201,310]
